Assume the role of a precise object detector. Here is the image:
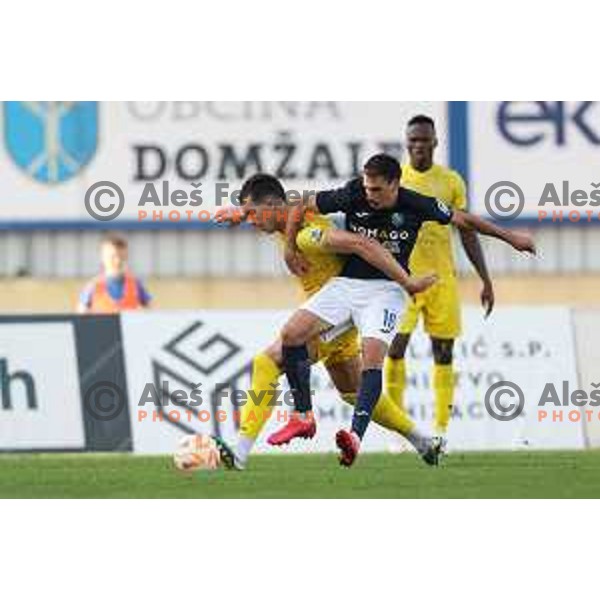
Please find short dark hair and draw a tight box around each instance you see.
[363,154,401,183]
[407,114,436,130]
[101,233,128,249]
[239,173,285,205]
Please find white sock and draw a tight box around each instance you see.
[235,435,255,466]
[405,428,430,454]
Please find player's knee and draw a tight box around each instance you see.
[432,338,454,365]
[388,334,409,360]
[327,358,361,394]
[362,338,387,369]
[264,342,283,367]
[281,323,304,347]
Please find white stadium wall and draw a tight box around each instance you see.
[1,307,599,454]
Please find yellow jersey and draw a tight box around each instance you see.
[276,214,345,297]
[401,163,467,278]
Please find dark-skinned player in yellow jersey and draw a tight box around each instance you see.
[386,114,497,457]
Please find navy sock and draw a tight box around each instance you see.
[351,369,382,439]
[282,345,312,413]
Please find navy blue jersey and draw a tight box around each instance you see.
[316,178,453,279]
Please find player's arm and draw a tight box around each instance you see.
[413,191,536,255]
[321,229,437,295]
[451,210,536,254]
[449,174,495,316]
[284,194,318,276]
[459,229,495,317]
[284,181,357,276]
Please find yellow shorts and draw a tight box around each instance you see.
[399,276,461,339]
[315,326,360,368]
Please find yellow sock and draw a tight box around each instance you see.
[341,391,416,438]
[384,357,406,410]
[433,364,455,436]
[239,352,281,441]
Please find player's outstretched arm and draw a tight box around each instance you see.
[451,210,536,255]
[322,229,437,295]
[459,229,495,317]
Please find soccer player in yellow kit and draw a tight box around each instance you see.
[214,173,437,469]
[385,115,496,455]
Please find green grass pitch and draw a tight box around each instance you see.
[0,451,598,498]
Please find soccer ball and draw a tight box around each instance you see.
[173,434,221,472]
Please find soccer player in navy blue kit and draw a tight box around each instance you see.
[267,154,536,466]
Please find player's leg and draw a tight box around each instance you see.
[336,281,404,466]
[325,352,437,464]
[430,336,455,451]
[280,308,323,412]
[268,278,352,446]
[423,277,461,453]
[264,310,321,445]
[319,329,363,424]
[325,356,361,401]
[218,335,328,469]
[335,336,388,466]
[215,339,284,469]
[384,292,423,408]
[385,332,411,408]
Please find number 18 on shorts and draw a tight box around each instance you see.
[302,277,405,346]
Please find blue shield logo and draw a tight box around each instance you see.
[4,101,98,184]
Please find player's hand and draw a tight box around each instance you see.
[405,273,438,297]
[214,207,245,226]
[481,280,495,318]
[510,231,536,255]
[284,246,310,276]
